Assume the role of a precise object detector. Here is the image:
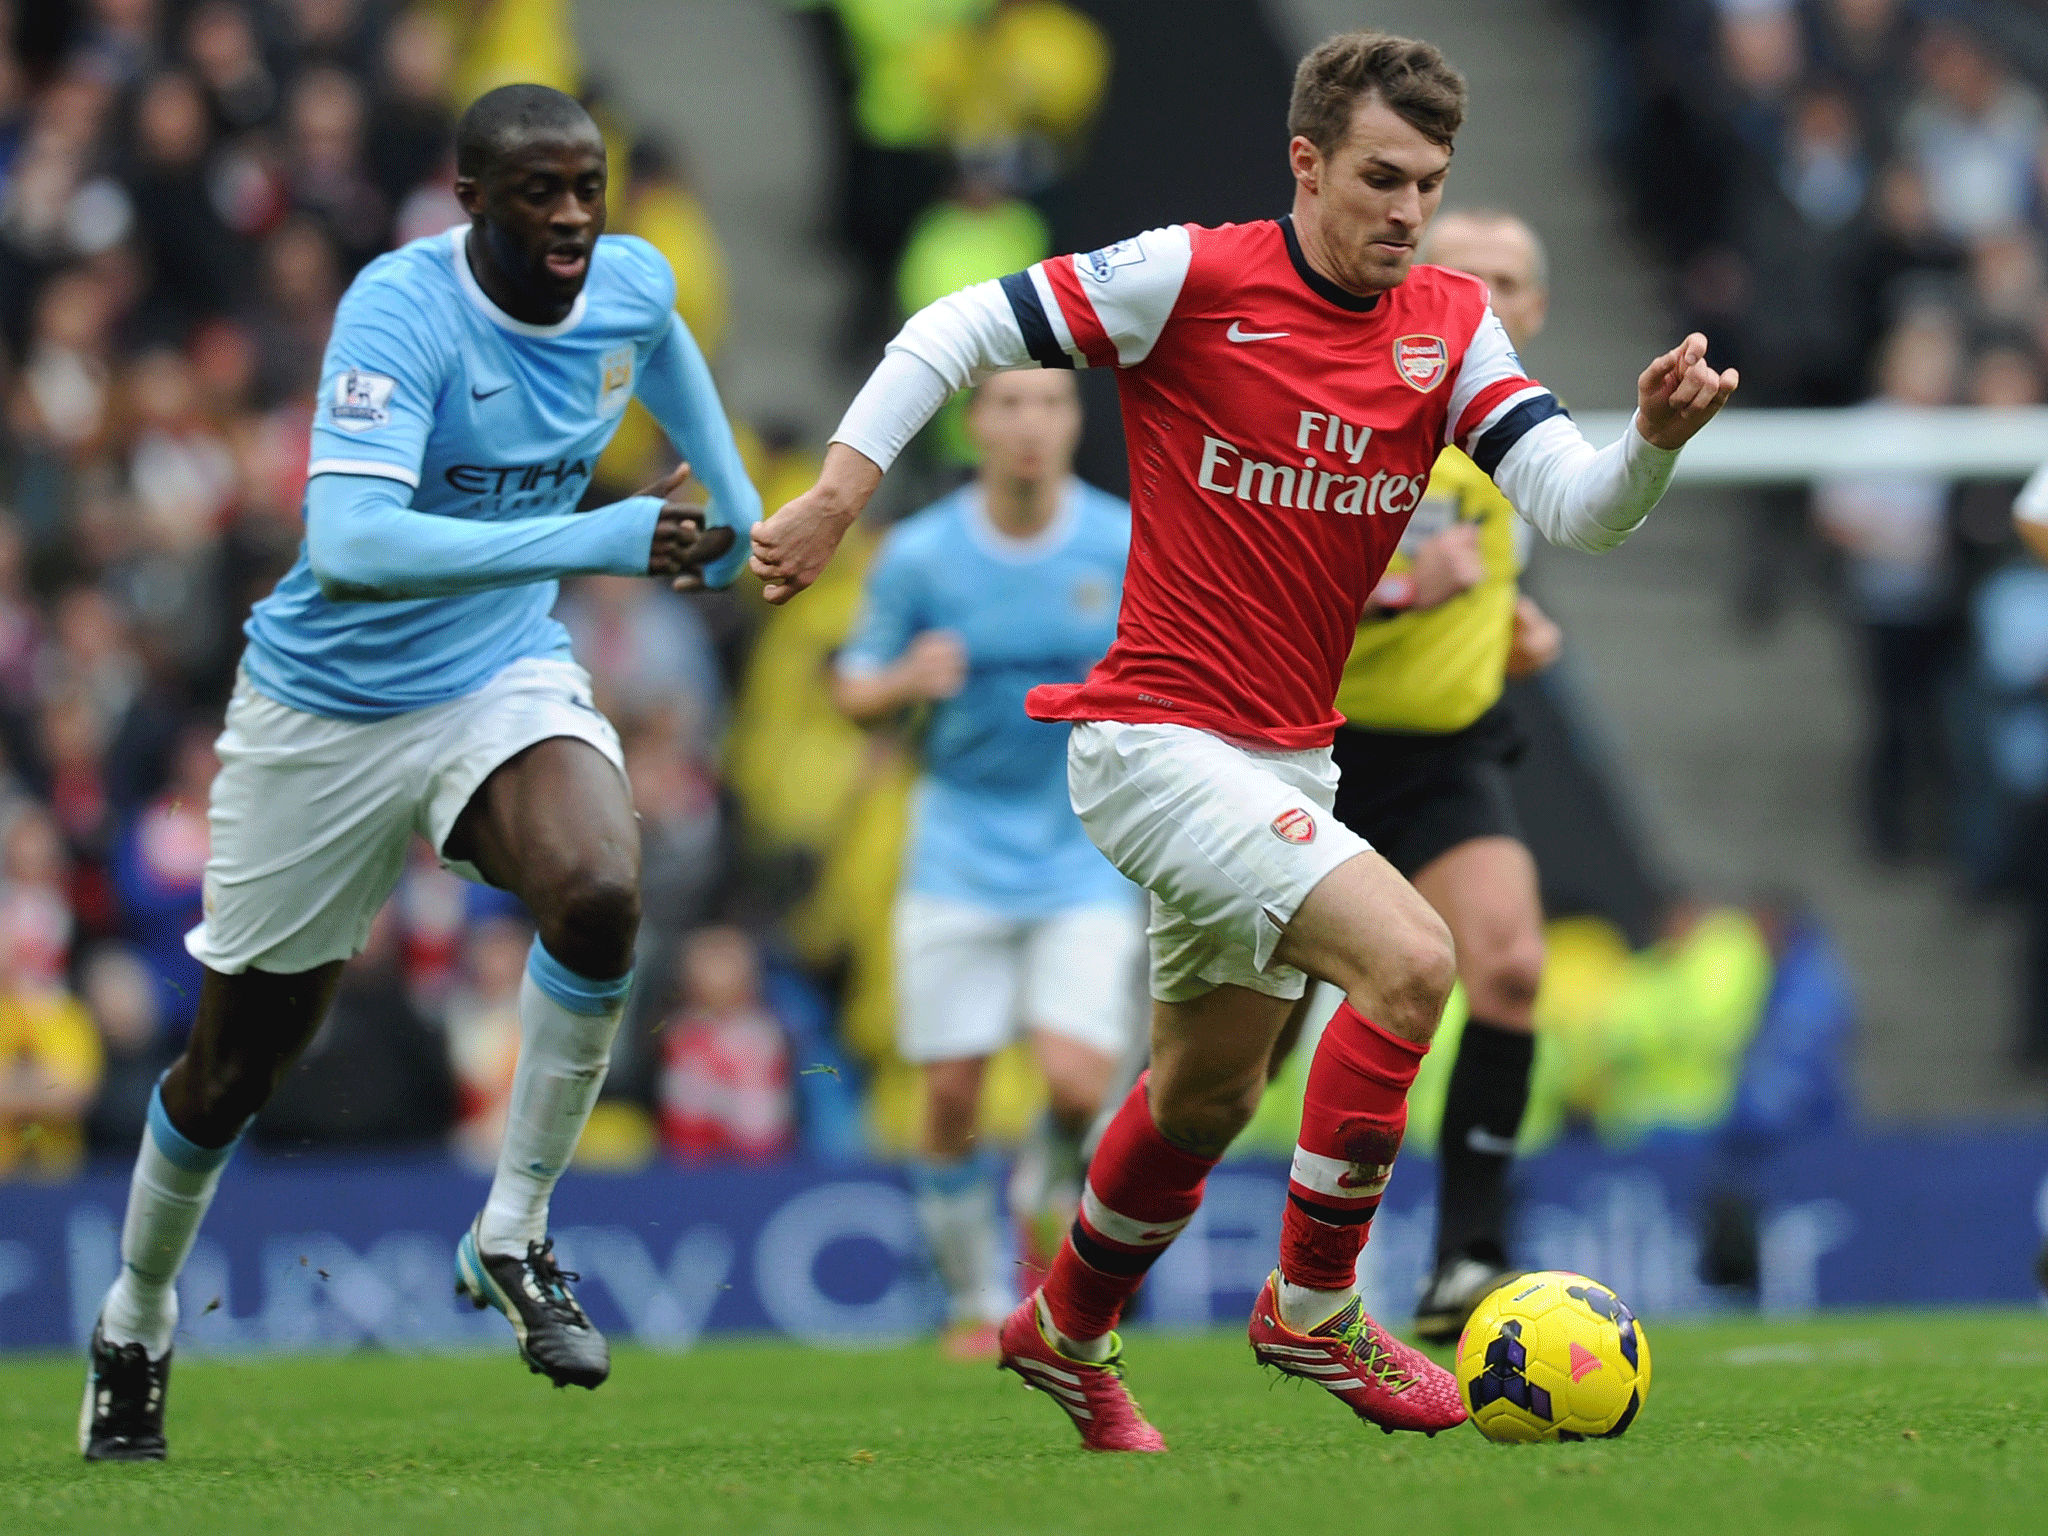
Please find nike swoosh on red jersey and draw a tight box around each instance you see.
[1226,322,1290,342]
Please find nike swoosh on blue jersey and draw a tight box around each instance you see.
[471,382,514,400]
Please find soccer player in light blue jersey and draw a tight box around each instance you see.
[80,85,759,1460]
[832,370,1141,1357]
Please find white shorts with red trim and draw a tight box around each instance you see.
[1065,720,1372,1004]
[187,656,625,976]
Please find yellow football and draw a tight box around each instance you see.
[1454,1270,1652,1442]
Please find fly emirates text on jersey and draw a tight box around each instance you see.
[1195,409,1429,518]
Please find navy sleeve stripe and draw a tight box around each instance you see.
[1470,393,1570,477]
[1001,271,1075,370]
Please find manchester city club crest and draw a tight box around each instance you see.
[1393,334,1449,392]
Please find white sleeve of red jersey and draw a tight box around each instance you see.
[1443,305,1678,552]
[1493,412,1681,553]
[829,227,1194,471]
[1019,226,1194,368]
[1444,306,1565,465]
[830,277,1025,469]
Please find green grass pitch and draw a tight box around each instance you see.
[5,1311,2044,1535]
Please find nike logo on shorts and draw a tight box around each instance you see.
[1226,322,1289,343]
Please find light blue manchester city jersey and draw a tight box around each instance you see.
[244,226,715,719]
[840,482,1133,916]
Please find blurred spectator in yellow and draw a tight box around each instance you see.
[817,0,989,343]
[893,161,1048,464]
[0,821,102,1177]
[658,925,795,1161]
[622,137,729,360]
[1586,905,1774,1144]
[725,517,880,860]
[443,0,581,103]
[927,0,1108,179]
[594,136,733,497]
[895,165,1047,317]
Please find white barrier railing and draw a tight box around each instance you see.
[1572,407,2048,484]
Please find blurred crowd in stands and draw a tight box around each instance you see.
[0,0,1119,1180]
[1590,0,2048,1055]
[0,0,1866,1181]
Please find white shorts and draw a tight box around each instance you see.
[892,892,1144,1064]
[187,656,626,975]
[1065,720,1371,1003]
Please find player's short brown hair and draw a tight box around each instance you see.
[1288,31,1466,155]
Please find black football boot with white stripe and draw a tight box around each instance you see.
[455,1216,610,1388]
[80,1322,170,1461]
[1414,1254,1523,1345]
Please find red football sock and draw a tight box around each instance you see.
[1280,1002,1428,1293]
[1040,1073,1218,1342]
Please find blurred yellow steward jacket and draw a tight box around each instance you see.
[1335,446,1520,734]
[0,987,102,1179]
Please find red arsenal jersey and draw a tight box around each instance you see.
[1012,217,1561,750]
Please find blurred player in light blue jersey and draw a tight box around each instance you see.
[81,85,759,1460]
[833,370,1140,1358]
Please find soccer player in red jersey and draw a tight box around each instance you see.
[754,32,1736,1450]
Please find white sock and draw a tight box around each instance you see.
[100,1088,239,1356]
[1277,1277,1355,1333]
[477,951,629,1256]
[1037,1291,1114,1363]
[911,1158,1008,1325]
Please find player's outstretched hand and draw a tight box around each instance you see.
[750,444,884,605]
[1636,333,1738,451]
[639,461,736,591]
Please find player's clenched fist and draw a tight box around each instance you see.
[750,443,884,604]
[897,629,969,701]
[638,461,736,591]
[1636,332,1739,451]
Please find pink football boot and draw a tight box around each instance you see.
[997,1292,1167,1453]
[1248,1271,1468,1435]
